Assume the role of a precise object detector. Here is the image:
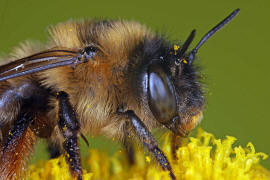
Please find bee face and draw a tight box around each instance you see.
[132,38,204,136]
[129,8,240,135]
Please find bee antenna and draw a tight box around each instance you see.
[176,29,196,64]
[188,8,240,64]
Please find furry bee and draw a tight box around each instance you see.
[0,9,239,180]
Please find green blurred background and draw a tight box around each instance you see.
[0,0,269,169]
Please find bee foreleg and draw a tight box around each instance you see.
[47,141,61,159]
[0,112,36,180]
[122,123,135,165]
[57,91,82,180]
[120,110,176,180]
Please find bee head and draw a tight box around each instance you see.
[146,34,203,136]
[144,9,239,136]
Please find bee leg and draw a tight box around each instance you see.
[47,141,61,158]
[57,91,82,180]
[0,112,36,180]
[122,130,135,165]
[119,110,176,180]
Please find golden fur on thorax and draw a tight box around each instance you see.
[36,20,157,143]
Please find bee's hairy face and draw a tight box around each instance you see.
[130,38,204,135]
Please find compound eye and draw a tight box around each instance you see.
[148,63,178,123]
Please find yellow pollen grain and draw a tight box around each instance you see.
[182,59,188,64]
[174,45,180,51]
[174,45,180,55]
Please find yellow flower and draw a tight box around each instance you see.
[23,129,270,180]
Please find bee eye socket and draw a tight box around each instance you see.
[148,63,178,123]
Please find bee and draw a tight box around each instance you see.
[0,9,239,180]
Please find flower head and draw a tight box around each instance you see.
[23,129,270,180]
